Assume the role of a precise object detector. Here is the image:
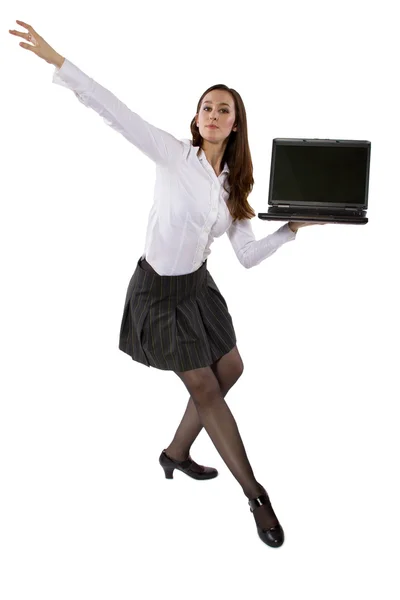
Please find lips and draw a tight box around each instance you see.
[207,125,218,129]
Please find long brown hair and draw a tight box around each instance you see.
[189,84,256,223]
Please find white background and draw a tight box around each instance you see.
[1,0,399,598]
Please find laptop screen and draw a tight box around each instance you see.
[270,142,370,207]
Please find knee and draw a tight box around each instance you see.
[236,357,244,381]
[227,346,244,384]
[229,356,244,386]
[210,351,244,396]
[192,378,221,405]
[179,369,221,405]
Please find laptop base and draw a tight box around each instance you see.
[258,212,368,224]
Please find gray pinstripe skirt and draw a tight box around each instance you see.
[118,256,237,371]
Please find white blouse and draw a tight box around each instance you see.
[52,58,297,275]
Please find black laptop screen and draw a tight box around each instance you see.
[272,144,369,205]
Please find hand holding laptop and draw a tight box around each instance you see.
[289,221,327,232]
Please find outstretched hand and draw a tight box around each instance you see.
[289,221,327,232]
[294,222,327,227]
[9,20,62,66]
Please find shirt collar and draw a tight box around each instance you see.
[197,147,230,175]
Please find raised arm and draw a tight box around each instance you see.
[52,58,184,166]
[9,20,184,166]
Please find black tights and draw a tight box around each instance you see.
[175,366,281,533]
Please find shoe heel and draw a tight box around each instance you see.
[163,467,175,479]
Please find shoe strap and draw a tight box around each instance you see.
[179,457,193,469]
[248,493,269,513]
[163,450,192,470]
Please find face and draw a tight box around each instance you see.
[195,90,237,143]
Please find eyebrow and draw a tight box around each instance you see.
[203,100,231,107]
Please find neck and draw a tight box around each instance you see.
[198,139,227,173]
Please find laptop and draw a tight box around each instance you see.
[258,138,371,224]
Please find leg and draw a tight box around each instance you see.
[174,363,280,531]
[165,345,244,462]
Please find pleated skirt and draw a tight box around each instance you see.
[118,256,237,371]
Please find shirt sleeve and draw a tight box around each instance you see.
[52,58,184,166]
[226,219,297,268]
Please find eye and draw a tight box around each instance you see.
[203,107,229,112]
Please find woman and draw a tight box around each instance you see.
[10,21,326,548]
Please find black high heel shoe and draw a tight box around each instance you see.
[248,488,285,548]
[159,449,218,480]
